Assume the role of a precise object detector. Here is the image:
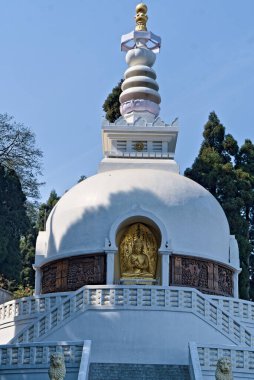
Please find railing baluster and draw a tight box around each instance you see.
[4,285,252,347]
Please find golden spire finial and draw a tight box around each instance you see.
[135,3,148,31]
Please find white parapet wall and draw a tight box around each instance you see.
[209,294,254,331]
[0,292,70,322]
[0,292,70,344]
[6,285,254,365]
[189,342,254,379]
[0,340,91,380]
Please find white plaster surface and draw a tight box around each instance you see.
[40,308,235,365]
[36,169,236,270]
[98,158,179,173]
[0,318,34,344]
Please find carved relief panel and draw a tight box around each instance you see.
[41,262,58,294]
[67,255,106,291]
[171,255,234,296]
[41,254,106,294]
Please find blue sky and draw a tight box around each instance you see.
[1,0,254,202]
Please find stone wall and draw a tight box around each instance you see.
[89,363,190,380]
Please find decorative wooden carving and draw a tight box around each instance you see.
[41,262,58,294]
[218,265,233,295]
[67,255,106,291]
[41,254,106,294]
[170,255,234,296]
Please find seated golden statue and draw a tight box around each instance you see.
[119,223,158,279]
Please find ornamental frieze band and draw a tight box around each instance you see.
[41,254,106,294]
[170,255,234,297]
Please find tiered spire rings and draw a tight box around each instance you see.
[120,3,161,119]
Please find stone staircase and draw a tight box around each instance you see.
[10,285,254,347]
[2,285,254,379]
[89,363,191,380]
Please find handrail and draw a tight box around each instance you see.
[10,285,254,346]
[0,340,83,368]
[208,295,254,324]
[188,342,203,380]
[4,290,254,325]
[78,340,91,380]
[0,293,69,323]
[195,343,254,375]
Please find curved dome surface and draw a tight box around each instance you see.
[44,169,230,265]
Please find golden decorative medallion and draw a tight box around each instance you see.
[119,223,158,279]
[134,141,145,151]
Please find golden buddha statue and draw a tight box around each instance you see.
[119,223,158,279]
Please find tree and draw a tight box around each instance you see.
[103,80,123,122]
[0,113,43,199]
[235,139,254,299]
[77,175,87,183]
[0,164,30,283]
[185,112,253,299]
[37,190,60,231]
[20,230,37,288]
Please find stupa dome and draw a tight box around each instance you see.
[34,3,240,298]
[37,168,232,266]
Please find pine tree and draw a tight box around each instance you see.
[20,230,37,288]
[0,164,29,283]
[235,139,254,299]
[103,80,123,122]
[185,112,253,299]
[37,190,60,231]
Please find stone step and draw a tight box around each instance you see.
[89,363,191,380]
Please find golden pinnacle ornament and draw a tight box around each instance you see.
[135,3,148,31]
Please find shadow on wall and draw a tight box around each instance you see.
[46,184,221,259]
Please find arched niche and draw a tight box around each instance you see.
[116,216,162,249]
[112,215,164,284]
[108,208,168,250]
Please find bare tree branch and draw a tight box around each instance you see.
[0,114,43,199]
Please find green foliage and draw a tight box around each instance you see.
[77,175,87,183]
[0,164,30,282]
[13,284,33,299]
[0,113,43,199]
[103,80,123,122]
[235,139,254,299]
[0,113,43,290]
[0,273,15,291]
[37,190,60,231]
[20,230,37,288]
[185,112,254,299]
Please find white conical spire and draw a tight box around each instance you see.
[100,3,179,174]
[120,3,161,121]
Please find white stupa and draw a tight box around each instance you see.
[0,4,253,380]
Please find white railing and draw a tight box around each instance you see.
[0,293,69,323]
[11,285,253,347]
[78,340,91,380]
[189,342,254,379]
[209,295,254,324]
[189,342,203,380]
[0,340,83,368]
